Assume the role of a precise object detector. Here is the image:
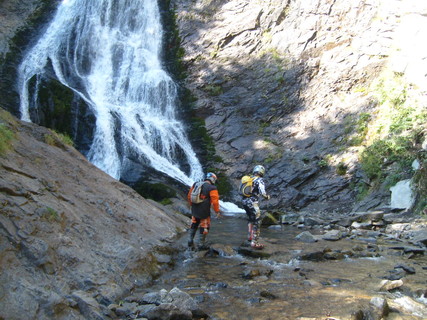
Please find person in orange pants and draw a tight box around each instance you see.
[187,172,221,250]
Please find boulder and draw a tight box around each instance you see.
[390,179,415,210]
[295,231,318,243]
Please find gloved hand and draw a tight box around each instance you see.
[265,194,271,200]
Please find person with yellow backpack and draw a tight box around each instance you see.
[240,165,270,249]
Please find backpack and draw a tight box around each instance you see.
[190,181,207,204]
[240,175,256,197]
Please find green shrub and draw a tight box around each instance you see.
[42,207,60,222]
[204,84,223,96]
[360,137,414,181]
[0,123,15,155]
[56,132,74,146]
[343,113,372,147]
[44,130,74,147]
[336,162,347,175]
[374,74,407,108]
[318,159,328,168]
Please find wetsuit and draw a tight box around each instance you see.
[242,175,269,248]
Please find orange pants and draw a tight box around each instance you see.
[190,216,211,234]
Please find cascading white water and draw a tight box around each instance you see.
[18,0,203,186]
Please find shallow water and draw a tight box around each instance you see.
[148,215,427,320]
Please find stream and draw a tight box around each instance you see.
[143,213,427,320]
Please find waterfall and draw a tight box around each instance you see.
[18,0,204,186]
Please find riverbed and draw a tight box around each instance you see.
[144,214,427,320]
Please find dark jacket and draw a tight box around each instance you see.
[187,181,220,219]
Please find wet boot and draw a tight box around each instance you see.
[196,232,208,250]
[187,228,196,250]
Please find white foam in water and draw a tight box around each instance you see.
[220,201,245,214]
[18,0,203,185]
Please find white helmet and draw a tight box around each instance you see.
[253,165,265,177]
[206,172,218,184]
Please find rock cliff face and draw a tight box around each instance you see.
[171,0,427,212]
[1,0,426,213]
[0,109,188,319]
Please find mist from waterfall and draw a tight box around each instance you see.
[18,0,204,186]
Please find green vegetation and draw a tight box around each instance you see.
[257,121,270,135]
[204,84,223,96]
[0,109,17,155]
[44,130,74,148]
[360,138,414,181]
[188,117,219,164]
[318,155,332,168]
[0,123,15,155]
[336,162,347,175]
[343,112,372,146]
[41,207,60,222]
[352,71,427,213]
[36,77,74,136]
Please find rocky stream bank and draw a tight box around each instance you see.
[102,210,427,320]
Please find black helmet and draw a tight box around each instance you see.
[206,172,218,184]
[252,165,265,177]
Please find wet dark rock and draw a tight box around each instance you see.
[237,247,272,258]
[295,231,317,243]
[299,250,326,262]
[260,290,278,299]
[395,264,416,274]
[242,268,261,279]
[386,268,407,281]
[246,297,261,304]
[143,303,193,320]
[410,230,427,247]
[322,230,344,241]
[210,243,235,256]
[330,278,352,285]
[304,217,324,227]
[335,217,355,228]
[403,246,426,255]
[242,267,273,280]
[208,282,228,289]
[191,308,210,319]
[324,250,346,260]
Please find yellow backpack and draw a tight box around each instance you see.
[240,175,255,197]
